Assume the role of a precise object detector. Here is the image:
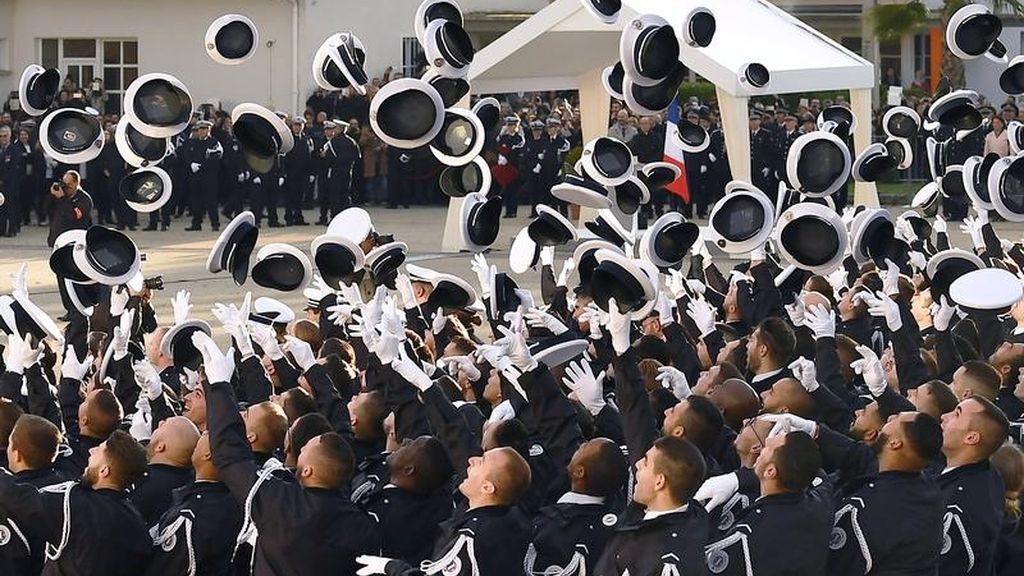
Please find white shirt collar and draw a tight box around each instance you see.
[642,503,689,521]
[751,367,784,383]
[557,492,605,506]
[1013,325,1024,336]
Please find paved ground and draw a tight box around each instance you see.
[0,205,1011,339]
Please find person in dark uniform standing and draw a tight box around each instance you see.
[320,119,360,218]
[47,169,92,247]
[219,121,249,221]
[778,114,802,188]
[541,116,571,214]
[0,126,19,237]
[750,111,777,195]
[14,127,46,228]
[629,115,665,219]
[184,120,223,231]
[519,120,550,216]
[496,117,525,218]
[681,109,714,219]
[283,116,313,226]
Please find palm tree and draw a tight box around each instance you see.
[940,0,1024,88]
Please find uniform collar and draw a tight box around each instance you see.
[751,367,784,383]
[557,492,605,506]
[642,503,688,521]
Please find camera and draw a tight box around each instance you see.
[143,275,165,291]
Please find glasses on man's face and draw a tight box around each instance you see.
[742,418,766,449]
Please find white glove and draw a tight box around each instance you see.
[860,291,903,332]
[934,215,947,235]
[190,162,201,173]
[540,246,555,268]
[653,294,674,326]
[804,303,835,339]
[471,254,491,298]
[881,259,901,297]
[128,398,152,442]
[496,325,537,372]
[430,310,448,335]
[513,288,536,314]
[841,206,856,228]
[191,332,236,384]
[285,336,317,372]
[728,270,749,287]
[363,286,389,329]
[762,413,818,437]
[10,263,28,301]
[444,355,481,381]
[133,360,163,401]
[61,345,94,381]
[687,298,717,338]
[894,218,917,244]
[355,555,392,576]
[556,258,576,288]
[694,473,739,512]
[606,298,632,355]
[850,345,887,397]
[656,366,691,400]
[960,216,985,250]
[475,343,514,373]
[170,290,192,325]
[826,268,848,294]
[578,305,607,341]
[111,308,136,361]
[213,294,254,357]
[665,270,687,300]
[562,359,607,415]
[349,315,379,354]
[488,400,516,423]
[250,323,284,361]
[338,282,365,308]
[394,273,417,310]
[109,286,130,317]
[686,279,706,296]
[933,295,956,332]
[4,333,35,375]
[525,308,569,335]
[907,251,927,272]
[391,348,433,391]
[788,356,819,392]
[327,303,356,327]
[497,155,508,166]
[372,333,401,365]
[784,298,806,327]
[379,298,405,339]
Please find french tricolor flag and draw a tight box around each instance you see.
[663,97,691,203]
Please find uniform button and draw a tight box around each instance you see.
[672,532,678,538]
[868,483,874,488]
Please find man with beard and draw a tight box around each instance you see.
[0,430,152,574]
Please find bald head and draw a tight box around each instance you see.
[191,432,218,480]
[149,416,201,468]
[760,378,815,418]
[708,378,761,429]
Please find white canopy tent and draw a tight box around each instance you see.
[440,0,877,251]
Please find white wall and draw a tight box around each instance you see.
[964,25,1024,105]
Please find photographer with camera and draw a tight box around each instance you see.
[47,169,91,247]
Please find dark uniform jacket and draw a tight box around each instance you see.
[936,460,1006,576]
[145,481,244,576]
[47,189,92,247]
[204,374,381,576]
[594,502,710,576]
[129,463,195,528]
[528,494,619,576]
[0,474,152,576]
[0,467,66,576]
[360,484,454,565]
[384,505,532,576]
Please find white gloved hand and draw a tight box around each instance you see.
[111,309,136,361]
[784,298,806,327]
[338,282,365,308]
[249,323,284,361]
[363,286,389,329]
[109,286,130,317]
[488,400,516,423]
[170,290,193,325]
[825,268,848,294]
[841,206,856,228]
[933,295,957,332]
[665,270,687,300]
[379,299,405,339]
[190,162,201,173]
[882,259,901,297]
[128,398,152,442]
[606,298,632,355]
[556,258,575,288]
[860,291,903,332]
[653,294,674,326]
[960,216,985,250]
[687,298,717,338]
[133,359,163,401]
[513,288,536,314]
[373,333,401,365]
[578,305,607,341]
[431,310,448,335]
[804,303,835,339]
[327,303,356,327]
[61,345,94,381]
[850,345,887,397]
[496,324,537,372]
[694,473,739,512]
[445,355,481,382]
[475,343,514,372]
[562,359,607,415]
[10,263,28,301]
[391,347,433,391]
[656,366,691,400]
[191,332,236,384]
[525,308,569,335]
[394,273,417,310]
[355,555,393,576]
[788,356,819,392]
[686,279,706,296]
[471,254,491,298]
[934,215,947,235]
[895,218,918,244]
[762,413,818,437]
[728,270,749,288]
[540,246,555,268]
[284,336,317,372]
[907,251,927,272]
[4,333,34,375]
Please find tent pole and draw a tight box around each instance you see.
[715,87,751,184]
